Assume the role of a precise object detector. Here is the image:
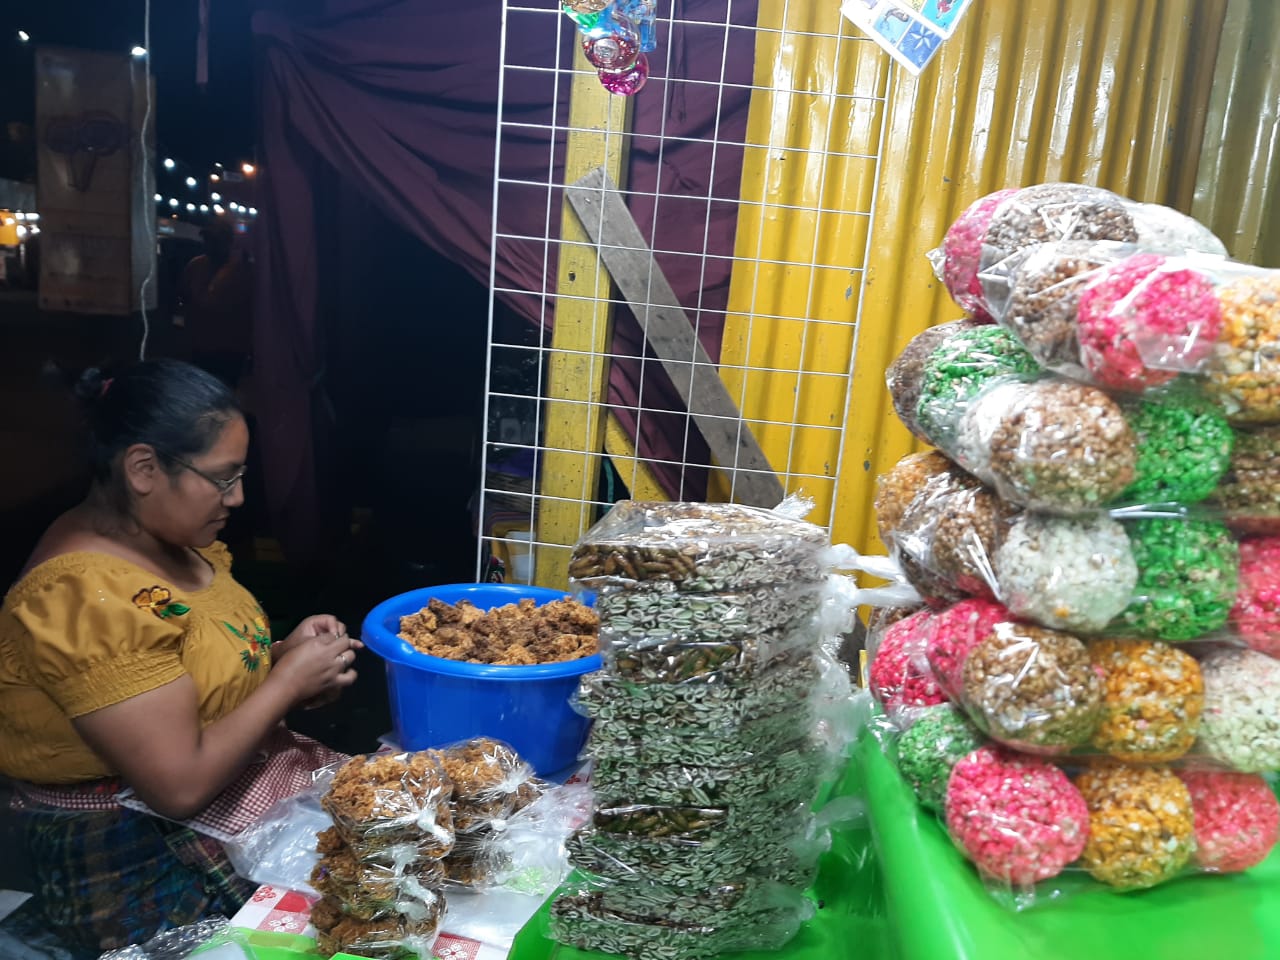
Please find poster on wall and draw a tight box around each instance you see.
[840,0,976,75]
[35,45,156,315]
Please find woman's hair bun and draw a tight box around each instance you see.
[74,367,108,405]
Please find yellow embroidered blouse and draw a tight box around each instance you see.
[0,542,273,784]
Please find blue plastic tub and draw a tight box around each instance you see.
[361,583,600,776]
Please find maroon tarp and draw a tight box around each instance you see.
[251,0,755,560]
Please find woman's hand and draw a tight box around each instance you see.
[271,614,364,663]
[268,629,359,706]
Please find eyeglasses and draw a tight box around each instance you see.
[169,456,247,496]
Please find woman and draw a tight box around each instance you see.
[0,360,360,953]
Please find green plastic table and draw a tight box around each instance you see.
[862,735,1280,960]
[509,737,1280,960]
[507,757,893,960]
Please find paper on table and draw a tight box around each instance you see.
[230,885,512,960]
[0,890,32,923]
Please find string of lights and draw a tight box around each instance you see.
[11,26,261,228]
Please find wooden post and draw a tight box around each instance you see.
[534,48,633,589]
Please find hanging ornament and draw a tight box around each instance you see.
[615,0,658,51]
[582,28,640,73]
[597,53,649,96]
[561,0,611,31]
[562,0,658,96]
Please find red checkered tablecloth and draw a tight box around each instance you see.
[118,728,347,842]
[231,885,507,960]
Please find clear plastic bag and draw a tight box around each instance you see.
[953,622,1103,755]
[1231,535,1280,656]
[1181,769,1280,872]
[1087,637,1203,762]
[590,740,839,812]
[915,325,1040,448]
[889,466,1018,605]
[547,889,810,960]
[873,450,955,544]
[547,871,814,960]
[426,737,534,832]
[872,706,1280,909]
[885,319,985,439]
[310,895,442,960]
[976,183,1224,274]
[566,806,831,889]
[944,745,1090,889]
[1115,517,1239,641]
[1120,390,1234,505]
[1073,762,1196,890]
[930,188,1020,320]
[582,699,817,768]
[311,827,445,921]
[974,241,1231,391]
[589,580,823,643]
[568,500,830,592]
[595,616,817,684]
[867,609,948,719]
[581,650,853,768]
[890,703,986,813]
[993,512,1137,633]
[575,651,823,727]
[922,597,1017,700]
[929,185,1226,321]
[1194,646,1280,772]
[1206,272,1280,424]
[320,752,454,857]
[1074,249,1224,391]
[1212,425,1280,534]
[97,917,232,960]
[574,872,812,929]
[955,376,1138,514]
[442,780,592,896]
[222,779,330,895]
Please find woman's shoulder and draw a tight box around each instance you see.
[7,548,148,607]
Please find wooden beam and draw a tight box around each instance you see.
[604,411,668,501]
[566,167,785,508]
[534,49,633,590]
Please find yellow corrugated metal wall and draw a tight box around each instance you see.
[720,0,1231,554]
[1192,0,1280,267]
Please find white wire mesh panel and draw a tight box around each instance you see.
[479,0,889,585]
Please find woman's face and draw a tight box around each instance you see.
[129,413,250,548]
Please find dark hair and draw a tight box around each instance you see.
[76,360,241,489]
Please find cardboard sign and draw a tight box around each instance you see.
[841,0,976,75]
[35,46,156,315]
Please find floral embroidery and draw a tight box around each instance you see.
[132,586,190,619]
[225,612,273,672]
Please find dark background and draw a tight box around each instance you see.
[0,0,255,173]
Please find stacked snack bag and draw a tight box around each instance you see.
[548,501,854,958]
[311,753,453,958]
[310,740,545,958]
[870,182,1280,907]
